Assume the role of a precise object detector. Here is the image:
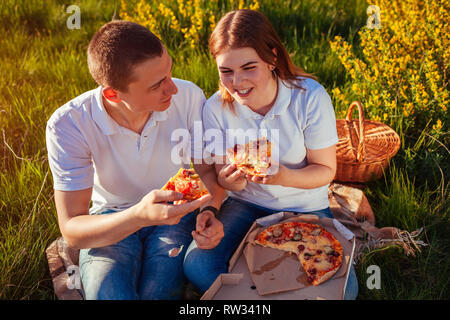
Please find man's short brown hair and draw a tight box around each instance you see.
[87,20,163,92]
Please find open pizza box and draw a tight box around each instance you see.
[201,212,356,300]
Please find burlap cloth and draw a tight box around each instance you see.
[46,183,427,300]
[327,183,427,264]
[46,237,84,300]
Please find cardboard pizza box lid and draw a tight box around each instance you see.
[201,212,356,300]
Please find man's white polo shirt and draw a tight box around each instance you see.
[203,77,338,212]
[46,78,205,214]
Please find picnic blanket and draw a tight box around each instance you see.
[328,183,427,263]
[46,183,427,300]
[46,236,84,300]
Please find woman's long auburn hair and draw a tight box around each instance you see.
[209,9,317,109]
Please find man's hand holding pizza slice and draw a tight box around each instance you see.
[134,189,212,227]
[161,167,225,250]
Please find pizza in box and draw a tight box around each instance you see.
[254,221,343,285]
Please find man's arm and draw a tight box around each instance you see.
[55,188,211,249]
[55,188,143,249]
[193,162,226,210]
[192,161,225,249]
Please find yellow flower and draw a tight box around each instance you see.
[432,119,442,131]
[209,14,216,31]
[250,0,260,10]
[329,0,448,133]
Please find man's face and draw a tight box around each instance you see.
[117,47,178,113]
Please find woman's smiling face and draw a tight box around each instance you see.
[215,47,278,112]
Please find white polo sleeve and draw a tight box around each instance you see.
[46,119,94,191]
[202,96,226,157]
[303,85,339,150]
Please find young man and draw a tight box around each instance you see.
[46,20,225,300]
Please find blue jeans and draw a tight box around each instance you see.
[183,197,358,300]
[79,209,196,300]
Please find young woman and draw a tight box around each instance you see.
[183,9,358,299]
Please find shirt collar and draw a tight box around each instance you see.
[236,78,292,120]
[147,109,168,127]
[92,86,119,135]
[92,86,169,136]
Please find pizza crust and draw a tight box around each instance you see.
[313,264,341,285]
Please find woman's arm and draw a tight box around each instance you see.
[248,145,336,189]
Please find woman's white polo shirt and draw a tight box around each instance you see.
[202,77,338,212]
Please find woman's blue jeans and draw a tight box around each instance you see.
[183,197,359,300]
[79,209,196,300]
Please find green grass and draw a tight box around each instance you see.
[0,0,448,300]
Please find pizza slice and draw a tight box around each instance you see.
[161,168,209,201]
[226,137,272,177]
[254,222,343,286]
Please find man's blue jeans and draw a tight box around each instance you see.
[79,210,196,300]
[183,197,359,300]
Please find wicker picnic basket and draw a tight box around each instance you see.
[334,101,401,183]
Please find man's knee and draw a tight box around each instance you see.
[80,258,138,300]
[79,244,140,300]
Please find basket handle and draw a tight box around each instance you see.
[345,101,366,161]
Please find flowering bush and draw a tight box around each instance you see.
[329,0,449,137]
[120,0,260,50]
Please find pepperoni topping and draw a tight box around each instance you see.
[181,169,191,177]
[308,267,317,275]
[297,244,305,252]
